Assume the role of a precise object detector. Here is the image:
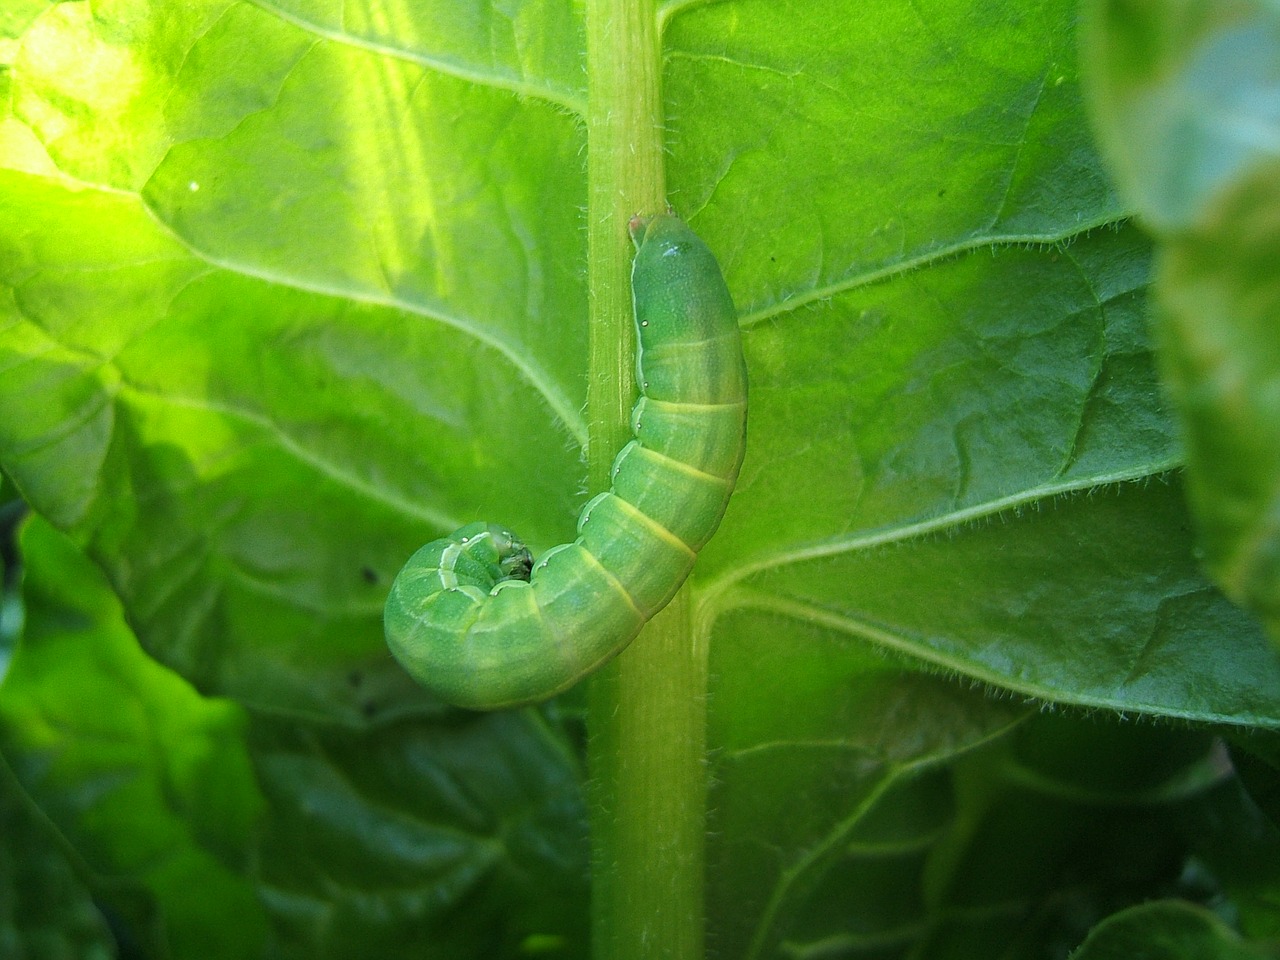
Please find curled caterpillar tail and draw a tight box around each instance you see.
[384,213,747,709]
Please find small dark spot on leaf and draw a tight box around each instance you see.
[938,188,947,197]
[362,701,378,719]
[348,670,363,688]
[360,566,378,584]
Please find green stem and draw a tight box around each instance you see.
[585,1,708,958]
[589,593,708,960]
[585,0,664,474]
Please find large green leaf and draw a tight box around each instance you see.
[706,690,1280,957]
[0,516,591,958]
[248,710,589,958]
[1069,901,1278,960]
[2,0,1274,723]
[0,516,267,958]
[1081,0,1280,645]
[0,765,116,960]
[2,0,1279,956]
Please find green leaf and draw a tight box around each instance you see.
[708,707,1278,958]
[0,0,590,720]
[712,475,1278,726]
[2,0,1279,955]
[0,765,116,960]
[0,515,591,958]
[248,711,589,959]
[1069,900,1279,960]
[1229,732,1280,829]
[0,516,268,958]
[1187,740,1280,940]
[0,0,1270,728]
[1082,0,1280,645]
[705,663,1026,958]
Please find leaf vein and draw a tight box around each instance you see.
[134,197,590,447]
[247,0,586,115]
[736,218,1126,329]
[117,381,462,531]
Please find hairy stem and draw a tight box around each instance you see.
[585,1,708,958]
[589,592,708,959]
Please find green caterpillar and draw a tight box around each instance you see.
[384,212,747,709]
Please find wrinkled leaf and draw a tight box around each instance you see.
[1070,900,1278,960]
[0,516,591,958]
[0,0,587,723]
[0,516,267,958]
[0,0,1274,734]
[2,0,1279,956]
[250,711,589,959]
[709,698,1276,957]
[1185,743,1280,940]
[0,766,116,960]
[1082,0,1280,644]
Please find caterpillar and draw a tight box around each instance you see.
[384,212,747,710]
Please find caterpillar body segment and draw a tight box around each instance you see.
[384,213,747,709]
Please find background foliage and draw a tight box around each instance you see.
[0,0,1278,957]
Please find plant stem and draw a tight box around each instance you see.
[584,0,664,471]
[588,593,708,960]
[585,1,708,958]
